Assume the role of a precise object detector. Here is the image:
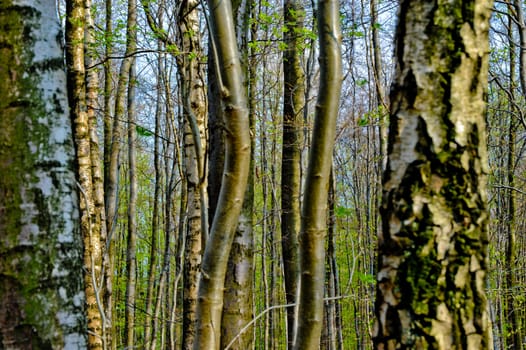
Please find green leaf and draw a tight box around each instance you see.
[358,117,369,127]
[356,78,368,87]
[335,205,352,217]
[136,125,154,137]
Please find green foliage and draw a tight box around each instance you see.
[136,125,154,137]
[356,271,376,285]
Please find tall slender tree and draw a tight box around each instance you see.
[282,0,305,346]
[294,0,342,348]
[221,0,256,348]
[374,0,494,348]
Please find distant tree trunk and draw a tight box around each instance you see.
[294,0,342,348]
[143,47,163,350]
[0,1,86,347]
[373,0,494,348]
[105,0,136,247]
[150,67,181,350]
[102,1,115,345]
[514,0,526,97]
[504,13,521,349]
[124,55,138,349]
[322,170,343,350]
[105,0,136,341]
[282,0,305,346]
[193,0,251,347]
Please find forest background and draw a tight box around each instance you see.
[0,0,524,348]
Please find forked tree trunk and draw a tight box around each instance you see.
[294,0,342,348]
[0,1,86,347]
[193,0,251,347]
[374,0,494,348]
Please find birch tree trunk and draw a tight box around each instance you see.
[177,1,208,348]
[0,1,86,347]
[66,0,108,347]
[374,0,494,348]
[294,0,342,348]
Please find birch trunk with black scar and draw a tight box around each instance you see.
[294,0,342,347]
[0,1,86,347]
[176,1,209,349]
[374,0,494,348]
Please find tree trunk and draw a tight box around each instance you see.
[65,1,106,348]
[504,13,521,348]
[294,0,342,347]
[102,0,115,345]
[143,47,163,350]
[282,0,305,346]
[193,0,251,347]
[177,2,208,348]
[124,56,138,349]
[0,1,86,347]
[373,0,494,348]
[221,0,256,347]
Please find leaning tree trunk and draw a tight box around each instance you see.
[293,0,342,348]
[373,0,494,348]
[221,138,255,350]
[0,1,86,347]
[193,0,251,347]
[221,0,256,348]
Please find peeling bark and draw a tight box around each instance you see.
[374,0,494,348]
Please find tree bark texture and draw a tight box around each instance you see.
[294,0,342,348]
[0,1,86,347]
[177,1,209,348]
[193,0,251,347]
[65,0,108,348]
[374,0,494,348]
